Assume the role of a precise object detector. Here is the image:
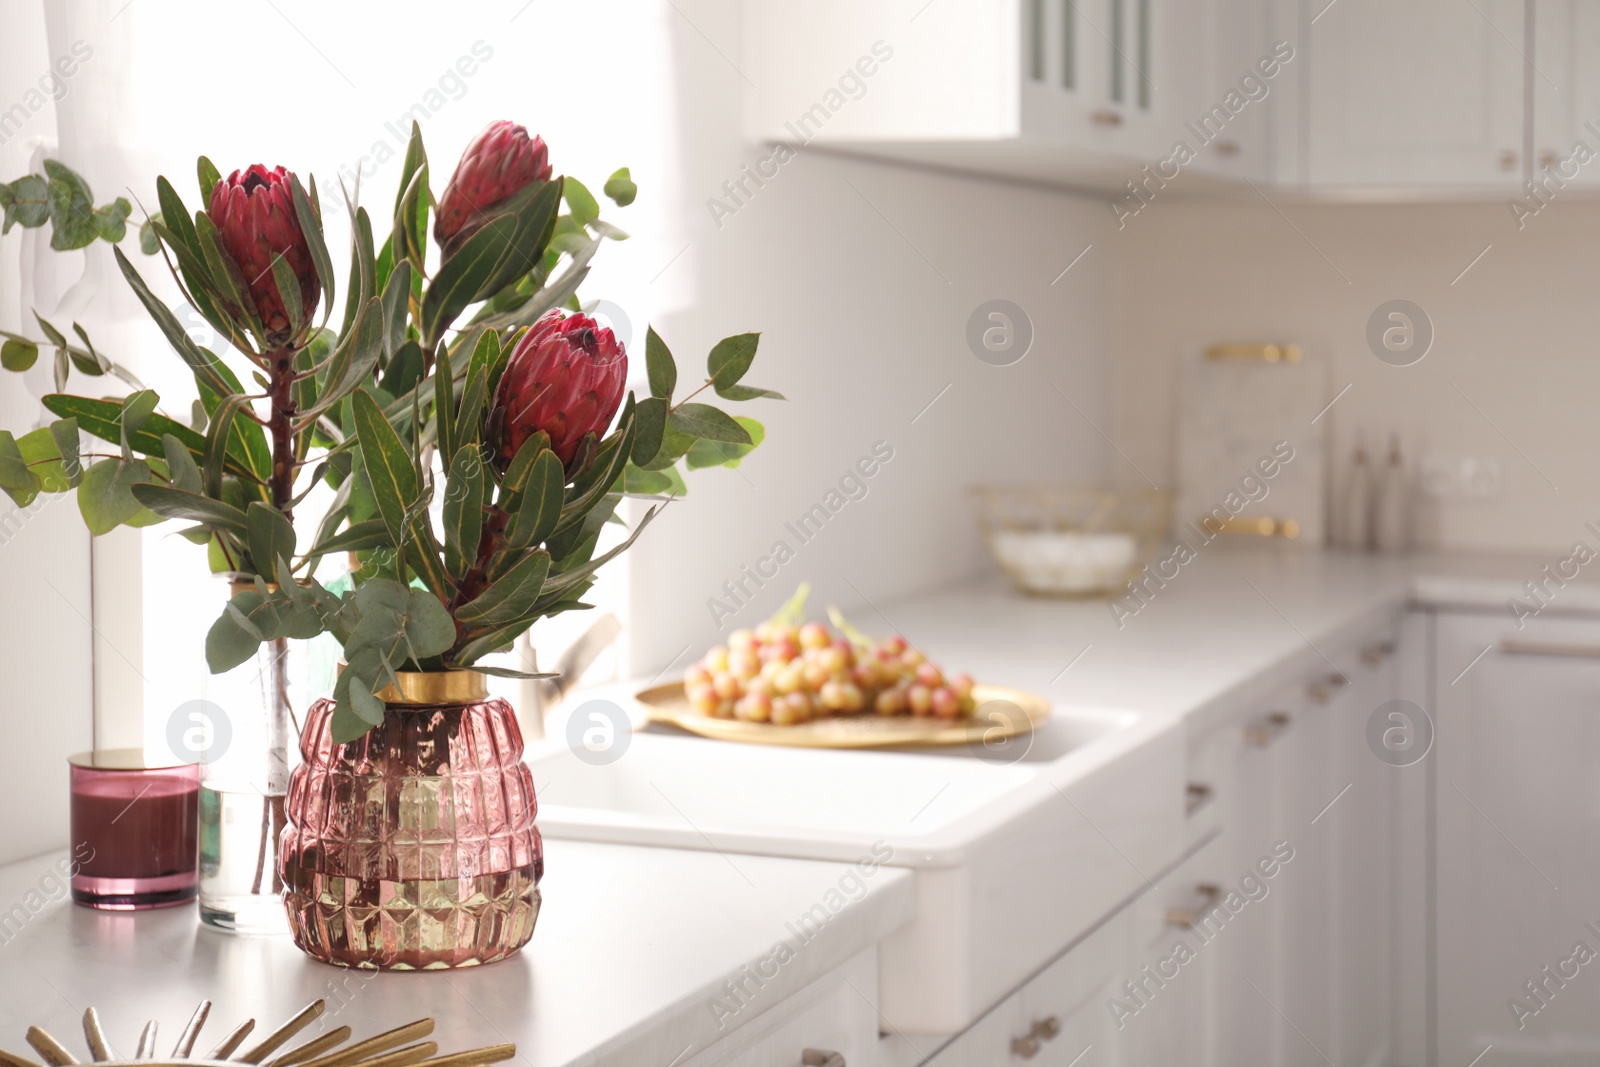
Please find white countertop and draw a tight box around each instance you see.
[0,840,914,1067]
[858,546,1589,731]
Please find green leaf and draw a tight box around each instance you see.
[162,433,203,494]
[564,177,600,226]
[202,394,254,500]
[646,326,676,399]
[380,259,412,362]
[622,465,676,495]
[457,548,551,628]
[421,181,561,345]
[306,517,390,557]
[631,396,667,466]
[402,586,456,658]
[44,160,98,251]
[686,416,765,468]
[715,383,786,401]
[69,323,108,377]
[603,167,638,207]
[156,177,201,263]
[18,423,75,491]
[1,339,37,372]
[42,394,215,469]
[92,198,131,243]
[637,425,695,471]
[668,403,752,445]
[113,247,233,399]
[130,483,249,534]
[245,501,296,579]
[3,175,49,231]
[289,173,334,317]
[508,448,564,549]
[120,389,160,452]
[270,252,304,335]
[444,445,486,580]
[379,339,424,398]
[350,390,419,548]
[78,457,150,535]
[205,606,262,674]
[139,218,161,255]
[0,432,39,505]
[707,332,760,391]
[434,344,456,465]
[197,156,222,204]
[341,205,377,338]
[349,680,387,725]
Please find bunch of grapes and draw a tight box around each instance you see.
[683,618,977,726]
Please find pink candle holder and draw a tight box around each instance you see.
[68,750,200,910]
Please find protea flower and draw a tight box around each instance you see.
[435,121,552,259]
[492,310,627,471]
[208,164,320,348]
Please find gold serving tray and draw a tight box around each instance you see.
[634,681,1050,749]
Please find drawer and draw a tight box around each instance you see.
[685,950,878,1067]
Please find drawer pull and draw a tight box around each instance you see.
[1306,672,1348,705]
[802,1051,846,1067]
[1499,638,1600,659]
[1009,1016,1060,1059]
[1244,711,1291,747]
[1166,884,1223,928]
[1091,108,1124,127]
[1185,783,1214,816]
[1360,640,1396,667]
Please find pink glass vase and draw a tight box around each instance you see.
[280,676,542,969]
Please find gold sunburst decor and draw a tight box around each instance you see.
[0,999,514,1067]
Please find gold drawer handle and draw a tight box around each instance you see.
[1360,640,1396,667]
[1185,782,1214,816]
[1090,108,1124,127]
[1166,884,1223,928]
[802,1051,846,1067]
[1499,639,1600,659]
[1010,1016,1060,1059]
[1245,711,1292,747]
[1306,672,1348,704]
[1197,515,1301,539]
[1204,342,1302,363]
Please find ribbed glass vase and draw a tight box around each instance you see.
[280,673,543,968]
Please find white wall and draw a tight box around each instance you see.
[623,0,1118,672]
[1108,196,1600,554]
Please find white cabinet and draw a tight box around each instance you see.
[1301,0,1527,189]
[1531,0,1600,191]
[1435,611,1600,1066]
[741,0,1280,191]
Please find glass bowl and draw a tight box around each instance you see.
[967,485,1173,598]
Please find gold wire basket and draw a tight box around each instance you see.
[967,485,1172,598]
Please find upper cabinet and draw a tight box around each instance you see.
[742,0,1599,198]
[1297,0,1527,190]
[741,0,1272,189]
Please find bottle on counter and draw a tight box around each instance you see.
[1340,435,1373,551]
[1373,434,1409,553]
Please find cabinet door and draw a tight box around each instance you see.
[1116,834,1228,1066]
[1436,612,1600,1066]
[1305,0,1526,187]
[1532,0,1600,190]
[1019,0,1162,155]
[1183,0,1276,182]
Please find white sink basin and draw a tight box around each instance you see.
[528,687,1185,1033]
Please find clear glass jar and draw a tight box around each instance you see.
[197,633,302,934]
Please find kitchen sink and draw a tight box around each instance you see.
[526,685,1186,1033]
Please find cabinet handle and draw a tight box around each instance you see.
[1166,883,1223,928]
[1244,711,1291,747]
[1090,108,1124,127]
[1306,672,1348,705]
[1185,782,1214,816]
[1498,149,1518,171]
[1539,149,1559,169]
[1212,139,1241,156]
[1498,638,1600,659]
[802,1051,846,1067]
[1360,640,1396,667]
[1009,1016,1061,1059]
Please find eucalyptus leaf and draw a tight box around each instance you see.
[668,403,752,445]
[603,167,638,207]
[645,326,676,399]
[1,339,38,372]
[707,332,760,391]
